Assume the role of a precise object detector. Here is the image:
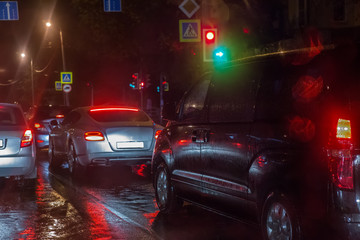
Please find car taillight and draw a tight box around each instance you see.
[34,123,46,131]
[155,130,162,140]
[84,131,105,141]
[56,114,64,118]
[21,129,33,148]
[328,118,354,190]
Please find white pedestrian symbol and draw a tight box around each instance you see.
[63,74,70,82]
[184,24,197,38]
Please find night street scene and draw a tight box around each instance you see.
[2,0,360,239]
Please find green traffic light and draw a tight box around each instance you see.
[213,46,228,61]
[215,51,224,57]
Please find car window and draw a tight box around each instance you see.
[61,111,81,125]
[0,106,25,126]
[180,76,211,122]
[208,64,260,123]
[255,60,293,121]
[88,110,150,122]
[33,106,72,120]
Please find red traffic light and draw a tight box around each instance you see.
[206,31,215,40]
[204,29,217,44]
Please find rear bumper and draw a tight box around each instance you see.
[77,150,153,167]
[0,156,36,179]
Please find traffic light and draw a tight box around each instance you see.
[130,73,138,89]
[203,28,218,62]
[139,81,145,89]
[214,46,229,62]
[163,81,169,91]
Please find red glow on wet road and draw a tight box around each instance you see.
[85,200,112,239]
[133,164,147,177]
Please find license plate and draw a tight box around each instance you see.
[116,141,144,149]
[0,139,3,148]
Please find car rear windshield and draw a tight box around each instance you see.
[0,106,26,126]
[34,106,72,120]
[88,109,150,122]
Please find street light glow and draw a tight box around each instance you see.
[21,53,26,58]
[45,21,52,27]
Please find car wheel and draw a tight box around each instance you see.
[49,140,61,169]
[68,143,84,177]
[154,162,183,213]
[261,193,302,240]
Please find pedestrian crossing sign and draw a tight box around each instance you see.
[179,19,200,42]
[55,81,62,91]
[61,72,73,84]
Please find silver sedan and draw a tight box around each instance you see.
[48,106,163,175]
[0,103,37,184]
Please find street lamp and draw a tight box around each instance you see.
[45,21,69,106]
[20,53,34,107]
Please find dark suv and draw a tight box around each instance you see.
[152,44,360,239]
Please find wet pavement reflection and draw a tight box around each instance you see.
[0,153,261,240]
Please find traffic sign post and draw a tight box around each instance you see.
[0,1,19,21]
[179,19,201,42]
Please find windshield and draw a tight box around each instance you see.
[33,106,72,121]
[0,105,25,126]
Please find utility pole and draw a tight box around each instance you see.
[59,29,70,106]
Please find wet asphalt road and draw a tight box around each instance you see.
[0,152,261,240]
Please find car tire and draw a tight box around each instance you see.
[68,143,85,178]
[261,193,302,240]
[154,162,183,214]
[49,140,61,169]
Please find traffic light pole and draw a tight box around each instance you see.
[160,72,165,124]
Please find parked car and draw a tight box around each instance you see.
[27,105,72,150]
[48,106,163,175]
[0,103,37,185]
[152,44,360,240]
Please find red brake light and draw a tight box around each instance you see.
[21,129,33,147]
[328,118,354,190]
[90,107,139,112]
[155,130,162,140]
[329,149,354,190]
[34,123,42,128]
[84,131,105,141]
[336,118,351,139]
[56,114,64,118]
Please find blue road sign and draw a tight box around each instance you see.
[179,19,201,42]
[104,0,121,12]
[61,72,73,84]
[55,81,62,91]
[0,1,19,20]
